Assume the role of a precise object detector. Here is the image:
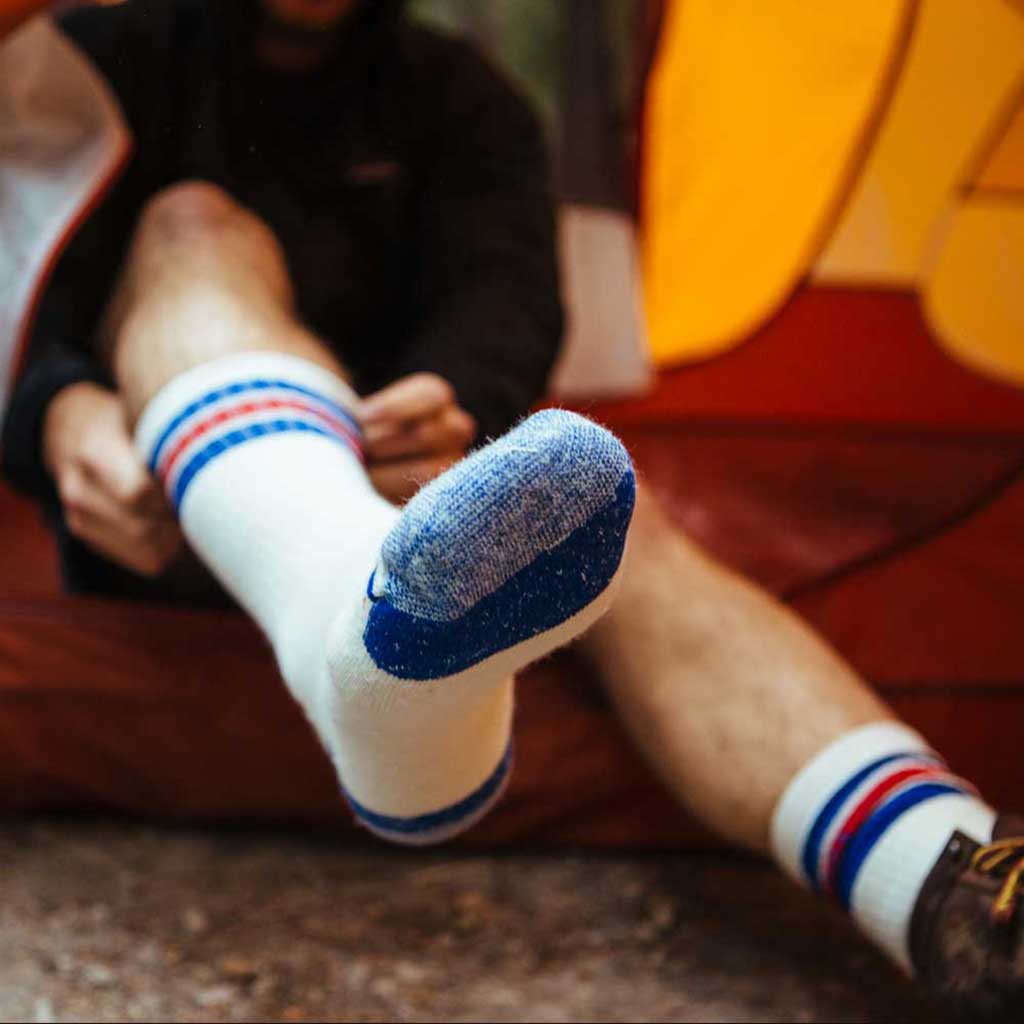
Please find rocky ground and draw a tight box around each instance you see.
[0,817,941,1023]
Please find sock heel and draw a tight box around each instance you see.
[363,410,635,680]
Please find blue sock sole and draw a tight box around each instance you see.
[363,410,635,681]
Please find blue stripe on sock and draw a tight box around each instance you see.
[800,752,928,890]
[834,781,966,910]
[344,743,512,838]
[170,418,355,511]
[363,470,635,680]
[149,378,360,473]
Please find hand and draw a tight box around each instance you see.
[359,373,476,503]
[43,381,183,576]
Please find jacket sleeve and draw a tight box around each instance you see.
[392,41,564,443]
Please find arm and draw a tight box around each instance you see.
[0,253,183,575]
[389,39,564,445]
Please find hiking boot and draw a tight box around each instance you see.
[909,813,1024,1022]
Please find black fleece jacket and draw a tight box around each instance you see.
[1,0,563,592]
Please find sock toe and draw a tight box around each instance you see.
[364,410,635,679]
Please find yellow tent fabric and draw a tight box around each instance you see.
[640,0,910,363]
[642,0,1024,386]
[816,0,1024,285]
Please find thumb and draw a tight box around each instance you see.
[360,373,454,427]
[91,432,161,511]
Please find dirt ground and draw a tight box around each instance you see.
[1,817,942,1023]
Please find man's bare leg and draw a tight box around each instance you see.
[580,483,888,853]
[97,180,635,845]
[98,181,343,421]
[582,483,1022,1006]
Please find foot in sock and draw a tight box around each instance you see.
[324,405,634,842]
[135,353,635,844]
[773,722,1023,1021]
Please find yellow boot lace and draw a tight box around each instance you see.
[971,837,1024,925]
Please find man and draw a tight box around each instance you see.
[2,0,637,841]
[1,0,1020,1019]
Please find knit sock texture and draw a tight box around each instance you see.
[771,721,996,970]
[136,354,635,843]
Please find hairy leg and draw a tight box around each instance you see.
[583,484,1017,1005]
[580,481,890,853]
[95,179,633,844]
[97,180,343,420]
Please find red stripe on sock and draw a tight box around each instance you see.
[823,765,947,895]
[159,397,363,484]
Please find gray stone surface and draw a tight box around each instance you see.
[0,819,943,1023]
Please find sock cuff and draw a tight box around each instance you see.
[852,793,995,971]
[134,352,363,512]
[344,742,514,846]
[770,721,933,885]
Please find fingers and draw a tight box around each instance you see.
[49,390,182,575]
[61,471,177,541]
[359,373,475,501]
[360,373,455,430]
[59,433,169,525]
[367,451,463,503]
[365,404,476,461]
[59,462,182,576]
[64,501,183,576]
[84,439,158,511]
[78,409,168,515]
[360,373,477,471]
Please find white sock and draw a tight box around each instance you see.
[771,721,995,971]
[135,352,635,844]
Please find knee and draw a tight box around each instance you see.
[137,180,241,241]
